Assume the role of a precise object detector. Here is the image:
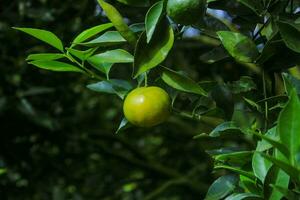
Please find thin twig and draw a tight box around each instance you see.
[253,18,270,40]
[144,165,208,200]
[172,108,224,127]
[64,53,105,80]
[262,70,268,131]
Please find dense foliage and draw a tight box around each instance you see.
[3,0,300,199]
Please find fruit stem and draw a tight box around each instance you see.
[144,72,148,86]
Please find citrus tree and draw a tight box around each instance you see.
[14,0,300,199]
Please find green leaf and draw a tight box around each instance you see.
[205,174,238,200]
[29,60,83,73]
[252,152,272,183]
[210,121,245,137]
[225,193,263,200]
[89,62,114,79]
[134,21,174,77]
[87,49,133,78]
[14,27,64,52]
[161,67,207,96]
[130,23,145,33]
[264,165,289,200]
[277,89,300,166]
[277,20,300,53]
[116,0,150,7]
[214,151,253,166]
[26,53,65,61]
[251,131,290,159]
[260,19,279,40]
[256,127,277,152]
[271,185,300,199]
[97,0,137,46]
[66,48,96,61]
[88,49,134,64]
[217,31,259,63]
[239,175,261,195]
[243,97,262,112]
[72,23,113,45]
[236,0,263,15]
[87,79,133,99]
[261,153,300,181]
[214,165,257,180]
[80,31,126,47]
[145,1,164,43]
[256,39,284,65]
[282,73,300,95]
[116,118,132,134]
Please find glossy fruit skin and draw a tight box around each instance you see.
[166,0,206,25]
[123,87,171,127]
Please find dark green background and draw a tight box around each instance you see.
[0,0,220,199]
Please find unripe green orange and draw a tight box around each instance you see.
[167,0,206,25]
[123,87,171,127]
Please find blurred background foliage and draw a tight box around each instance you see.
[0,0,286,199]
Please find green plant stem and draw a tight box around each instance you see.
[144,178,187,200]
[237,62,262,75]
[253,18,270,40]
[89,139,181,178]
[87,134,208,195]
[143,166,208,200]
[262,70,268,131]
[172,108,224,127]
[97,0,137,47]
[65,53,105,80]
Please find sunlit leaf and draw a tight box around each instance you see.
[161,67,207,96]
[80,31,126,47]
[88,49,134,63]
[29,60,84,73]
[282,73,300,95]
[252,152,272,182]
[145,1,164,43]
[14,27,64,52]
[67,48,96,61]
[277,89,300,167]
[252,131,290,159]
[87,79,133,99]
[214,165,257,180]
[215,151,253,166]
[97,0,137,46]
[134,21,174,77]
[261,153,300,181]
[217,31,259,63]
[26,53,65,61]
[264,165,289,200]
[271,184,300,199]
[72,23,113,45]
